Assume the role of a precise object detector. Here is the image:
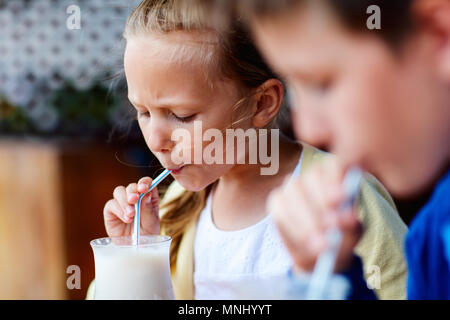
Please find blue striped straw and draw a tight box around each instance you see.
[305,167,363,300]
[132,169,172,246]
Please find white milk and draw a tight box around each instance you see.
[91,236,175,300]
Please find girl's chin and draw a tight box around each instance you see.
[170,164,226,192]
[174,179,209,192]
[172,173,211,192]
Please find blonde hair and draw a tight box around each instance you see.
[124,0,283,270]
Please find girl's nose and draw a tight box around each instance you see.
[144,122,174,154]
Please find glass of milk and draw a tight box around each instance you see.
[90,235,175,300]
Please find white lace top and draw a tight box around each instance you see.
[193,151,304,299]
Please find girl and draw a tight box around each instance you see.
[243,0,450,299]
[87,0,407,300]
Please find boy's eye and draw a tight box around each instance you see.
[313,79,332,93]
[308,75,334,95]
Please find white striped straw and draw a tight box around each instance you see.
[306,167,363,300]
[132,169,172,246]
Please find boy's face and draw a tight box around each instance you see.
[124,32,246,191]
[251,4,450,196]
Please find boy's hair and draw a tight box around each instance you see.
[237,0,414,47]
[124,0,286,270]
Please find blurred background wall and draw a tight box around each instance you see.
[0,0,134,134]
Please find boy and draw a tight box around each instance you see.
[240,0,450,299]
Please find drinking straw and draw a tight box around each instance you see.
[305,167,363,299]
[132,169,172,246]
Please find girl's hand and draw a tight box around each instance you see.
[267,161,363,273]
[103,177,160,238]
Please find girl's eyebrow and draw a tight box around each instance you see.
[128,97,201,111]
[128,98,146,109]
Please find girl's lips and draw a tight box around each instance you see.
[170,166,185,175]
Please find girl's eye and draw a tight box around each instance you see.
[137,111,150,118]
[172,113,196,123]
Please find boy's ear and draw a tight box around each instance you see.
[252,79,284,128]
[414,0,450,82]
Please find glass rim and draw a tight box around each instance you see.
[90,235,172,248]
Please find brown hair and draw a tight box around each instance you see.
[236,0,414,47]
[124,0,284,270]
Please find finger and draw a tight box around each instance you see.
[300,170,333,230]
[275,184,330,267]
[113,186,135,220]
[326,157,347,184]
[137,177,153,193]
[269,183,314,237]
[288,185,327,255]
[142,186,160,207]
[309,165,351,228]
[321,160,347,206]
[104,199,129,224]
[126,183,139,204]
[287,178,326,234]
[275,208,322,270]
[270,190,322,268]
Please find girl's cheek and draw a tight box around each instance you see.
[170,130,197,165]
[137,118,150,138]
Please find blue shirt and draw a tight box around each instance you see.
[344,170,450,300]
[405,170,450,299]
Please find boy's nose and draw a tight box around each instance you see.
[293,106,331,148]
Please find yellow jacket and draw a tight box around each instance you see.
[87,144,407,300]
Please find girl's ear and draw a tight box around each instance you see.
[252,79,284,128]
[414,0,450,82]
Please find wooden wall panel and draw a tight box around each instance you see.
[0,141,66,299]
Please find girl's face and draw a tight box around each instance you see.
[252,4,450,196]
[124,32,248,191]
